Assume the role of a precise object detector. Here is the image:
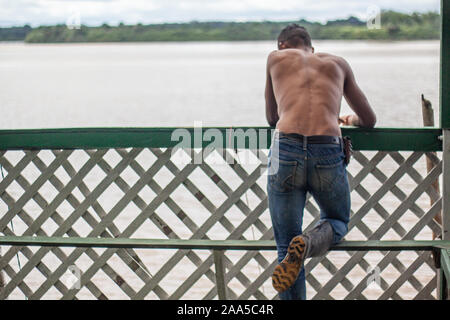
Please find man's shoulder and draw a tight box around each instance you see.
[267,49,303,66]
[267,49,287,60]
[316,52,350,72]
[267,50,289,69]
[268,49,305,58]
[316,52,346,63]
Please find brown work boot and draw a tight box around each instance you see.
[271,235,307,293]
[271,221,335,293]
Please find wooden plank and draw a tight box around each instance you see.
[134,157,268,300]
[1,145,447,300]
[124,149,199,233]
[0,149,132,298]
[57,148,178,300]
[379,251,432,300]
[343,198,442,300]
[414,275,438,300]
[345,152,443,252]
[75,153,204,300]
[169,200,270,300]
[0,151,38,206]
[0,228,68,300]
[29,152,148,300]
[213,250,227,300]
[351,152,423,226]
[325,198,443,300]
[238,259,277,300]
[351,152,410,237]
[441,0,450,128]
[0,156,109,300]
[390,152,441,209]
[0,236,448,251]
[120,149,220,299]
[203,230,275,300]
[443,130,450,240]
[315,170,444,299]
[0,127,443,151]
[54,148,202,300]
[441,249,450,289]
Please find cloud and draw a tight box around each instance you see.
[0,0,441,27]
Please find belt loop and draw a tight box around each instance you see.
[303,135,307,151]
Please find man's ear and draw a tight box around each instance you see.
[278,41,286,50]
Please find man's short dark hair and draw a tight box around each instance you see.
[277,24,312,48]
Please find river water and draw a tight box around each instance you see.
[0,40,442,300]
[0,40,441,128]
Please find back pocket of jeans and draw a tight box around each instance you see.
[268,156,297,193]
[315,158,345,192]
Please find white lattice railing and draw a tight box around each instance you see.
[0,127,448,299]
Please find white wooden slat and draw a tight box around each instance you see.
[0,154,124,299]
[0,148,444,300]
[313,160,442,298]
[59,148,177,300]
[4,149,132,298]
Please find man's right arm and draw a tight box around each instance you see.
[339,58,376,128]
[265,52,279,127]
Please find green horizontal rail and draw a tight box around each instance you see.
[0,236,449,251]
[0,127,443,151]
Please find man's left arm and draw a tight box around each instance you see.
[265,54,279,127]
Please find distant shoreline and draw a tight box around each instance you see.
[0,11,440,43]
[0,39,441,45]
[8,40,439,44]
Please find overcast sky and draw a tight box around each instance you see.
[0,0,441,27]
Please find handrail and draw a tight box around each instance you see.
[0,236,449,251]
[0,127,443,151]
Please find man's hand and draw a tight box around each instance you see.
[339,114,360,126]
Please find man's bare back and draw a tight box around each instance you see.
[265,44,376,136]
[266,24,377,300]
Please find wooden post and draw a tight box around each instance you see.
[440,249,450,300]
[438,0,450,300]
[441,0,450,240]
[441,130,450,300]
[0,248,4,294]
[213,250,227,300]
[421,94,442,239]
[442,130,450,242]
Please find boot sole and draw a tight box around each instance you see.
[272,235,306,293]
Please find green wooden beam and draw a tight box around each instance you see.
[0,236,449,251]
[441,249,450,284]
[441,0,450,128]
[0,127,443,151]
[213,250,228,300]
[440,249,450,299]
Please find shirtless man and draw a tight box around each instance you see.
[265,24,376,300]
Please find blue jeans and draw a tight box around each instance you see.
[267,132,351,300]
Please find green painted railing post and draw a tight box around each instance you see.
[441,0,450,237]
[439,249,450,299]
[213,250,227,300]
[443,131,450,241]
[441,0,450,129]
[439,0,450,299]
[441,131,450,299]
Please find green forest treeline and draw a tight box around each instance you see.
[0,11,441,43]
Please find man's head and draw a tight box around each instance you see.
[277,24,313,52]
